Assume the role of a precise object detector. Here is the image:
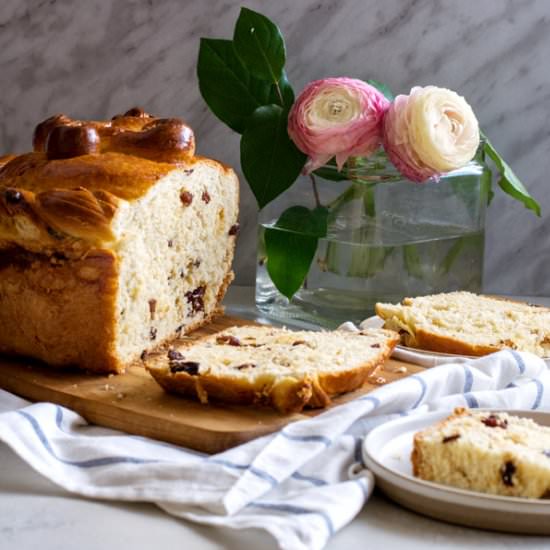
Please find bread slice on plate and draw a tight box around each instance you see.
[146,325,399,413]
[412,407,550,498]
[0,108,239,373]
[375,292,550,357]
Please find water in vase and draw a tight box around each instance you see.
[256,220,484,328]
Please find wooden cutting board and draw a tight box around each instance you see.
[0,315,425,454]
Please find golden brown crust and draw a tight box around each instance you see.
[0,153,233,254]
[0,155,16,169]
[0,182,121,255]
[412,329,498,357]
[148,367,314,414]
[146,365,314,414]
[0,255,234,375]
[0,247,120,373]
[146,330,398,414]
[33,107,195,163]
[0,108,214,255]
[0,152,179,200]
[411,435,422,477]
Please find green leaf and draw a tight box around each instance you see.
[271,70,294,107]
[366,79,394,101]
[265,206,328,299]
[197,38,277,133]
[481,131,541,216]
[234,7,286,82]
[240,105,306,208]
[275,205,329,236]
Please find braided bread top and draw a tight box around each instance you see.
[0,108,202,255]
[32,107,195,163]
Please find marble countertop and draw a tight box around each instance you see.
[1,286,549,550]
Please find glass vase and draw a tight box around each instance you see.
[255,150,489,328]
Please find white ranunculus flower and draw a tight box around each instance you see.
[384,86,480,182]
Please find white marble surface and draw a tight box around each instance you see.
[1,285,550,550]
[0,0,549,294]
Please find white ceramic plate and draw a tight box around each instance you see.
[362,409,550,534]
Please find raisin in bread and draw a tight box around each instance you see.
[146,325,399,413]
[0,108,239,373]
[412,407,550,498]
[375,292,550,357]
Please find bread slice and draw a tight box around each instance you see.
[375,292,550,357]
[145,325,399,413]
[412,407,550,498]
[0,108,239,373]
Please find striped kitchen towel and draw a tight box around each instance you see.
[0,350,549,550]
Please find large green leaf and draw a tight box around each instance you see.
[240,105,306,208]
[233,7,286,82]
[481,132,541,216]
[265,206,328,299]
[197,38,277,133]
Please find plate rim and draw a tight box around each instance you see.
[362,408,550,509]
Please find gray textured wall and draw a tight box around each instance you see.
[1,0,549,293]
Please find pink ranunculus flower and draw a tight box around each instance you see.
[287,77,390,173]
[383,86,480,182]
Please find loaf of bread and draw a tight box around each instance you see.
[412,407,550,498]
[146,325,399,413]
[0,108,239,373]
[375,292,550,357]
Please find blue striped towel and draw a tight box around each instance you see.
[0,350,549,550]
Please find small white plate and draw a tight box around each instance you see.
[362,409,550,534]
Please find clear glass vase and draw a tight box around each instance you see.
[255,150,489,329]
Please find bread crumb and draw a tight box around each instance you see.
[116,392,125,400]
[395,366,408,373]
[375,376,386,385]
